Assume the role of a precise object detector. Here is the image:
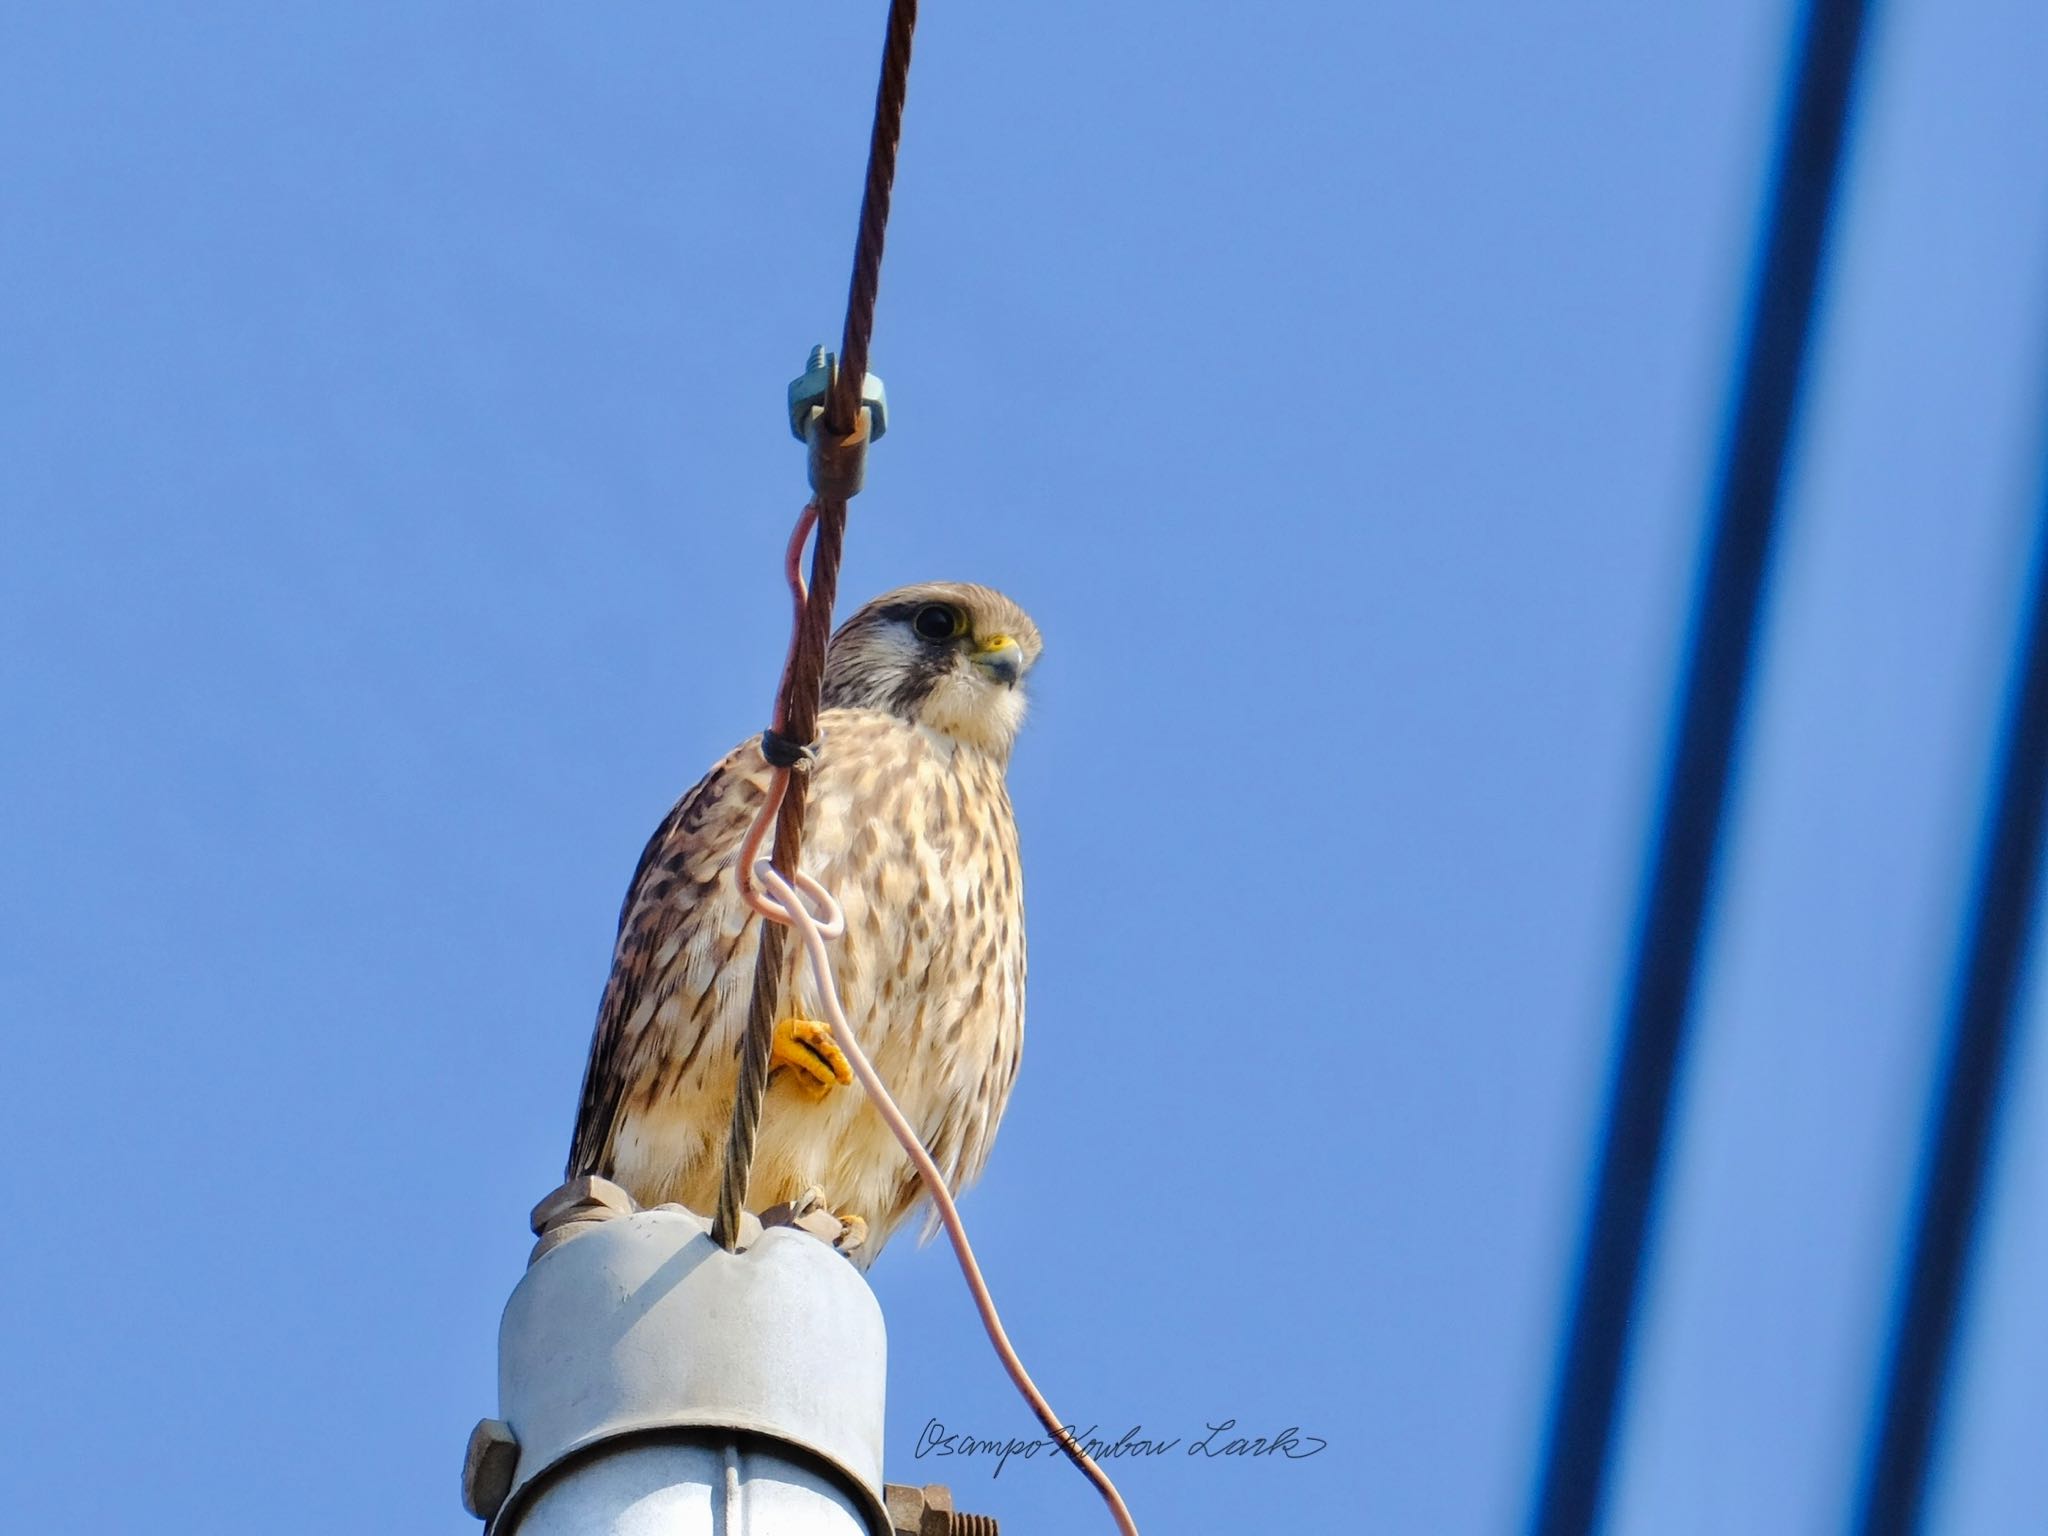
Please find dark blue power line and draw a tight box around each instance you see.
[1850,435,2048,1535]
[1527,2,1875,1533]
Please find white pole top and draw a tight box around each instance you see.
[465,1181,890,1536]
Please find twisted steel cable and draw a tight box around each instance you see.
[696,11,1145,1529]
[711,0,916,1253]
[829,0,917,436]
[713,502,846,1248]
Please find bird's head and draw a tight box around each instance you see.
[821,581,1043,758]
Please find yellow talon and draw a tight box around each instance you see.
[771,1017,853,1099]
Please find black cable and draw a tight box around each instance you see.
[1850,450,2048,1535]
[1526,2,1875,1532]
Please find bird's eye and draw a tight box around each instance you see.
[912,604,962,641]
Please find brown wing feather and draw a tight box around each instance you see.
[566,748,766,1179]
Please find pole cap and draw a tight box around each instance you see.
[487,1201,889,1533]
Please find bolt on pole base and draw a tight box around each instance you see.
[884,1480,1001,1535]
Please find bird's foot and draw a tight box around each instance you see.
[760,1185,868,1255]
[771,1016,853,1099]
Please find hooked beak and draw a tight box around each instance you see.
[971,633,1023,687]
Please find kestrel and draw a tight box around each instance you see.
[567,581,1041,1260]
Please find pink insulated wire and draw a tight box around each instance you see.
[751,861,1142,1536]
[732,501,823,911]
[732,500,1143,1536]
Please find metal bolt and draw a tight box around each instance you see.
[461,1417,519,1522]
[788,345,835,441]
[884,1481,1000,1536]
[527,1174,639,1264]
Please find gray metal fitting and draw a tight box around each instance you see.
[478,1200,890,1534]
[788,345,888,499]
[810,412,872,500]
[788,346,889,444]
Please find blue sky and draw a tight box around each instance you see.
[4,4,2047,1533]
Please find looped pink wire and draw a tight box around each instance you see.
[746,858,845,940]
[734,501,825,920]
[730,500,1142,1536]
[752,862,1141,1536]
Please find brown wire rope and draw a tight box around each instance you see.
[697,12,1147,1529]
[829,0,917,436]
[711,0,918,1252]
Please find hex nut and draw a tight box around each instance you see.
[528,1175,637,1236]
[918,1483,956,1527]
[884,1481,997,1536]
[884,1481,935,1535]
[788,348,834,440]
[461,1417,519,1521]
